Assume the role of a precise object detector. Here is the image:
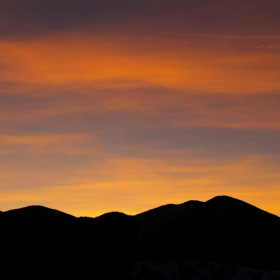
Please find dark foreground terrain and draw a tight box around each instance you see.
[1,195,280,279]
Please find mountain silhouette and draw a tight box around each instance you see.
[134,196,280,269]
[1,196,280,278]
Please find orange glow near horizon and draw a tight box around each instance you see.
[1,148,280,217]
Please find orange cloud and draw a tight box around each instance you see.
[1,33,280,94]
[1,33,280,133]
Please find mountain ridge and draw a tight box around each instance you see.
[1,195,277,218]
[1,195,280,278]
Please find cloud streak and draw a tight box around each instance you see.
[1,34,280,93]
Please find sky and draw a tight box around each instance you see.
[1,0,280,217]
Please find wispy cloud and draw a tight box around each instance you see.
[1,34,280,93]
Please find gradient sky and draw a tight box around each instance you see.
[1,0,280,217]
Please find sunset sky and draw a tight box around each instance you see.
[1,0,280,217]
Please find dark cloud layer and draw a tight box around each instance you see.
[1,0,280,38]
